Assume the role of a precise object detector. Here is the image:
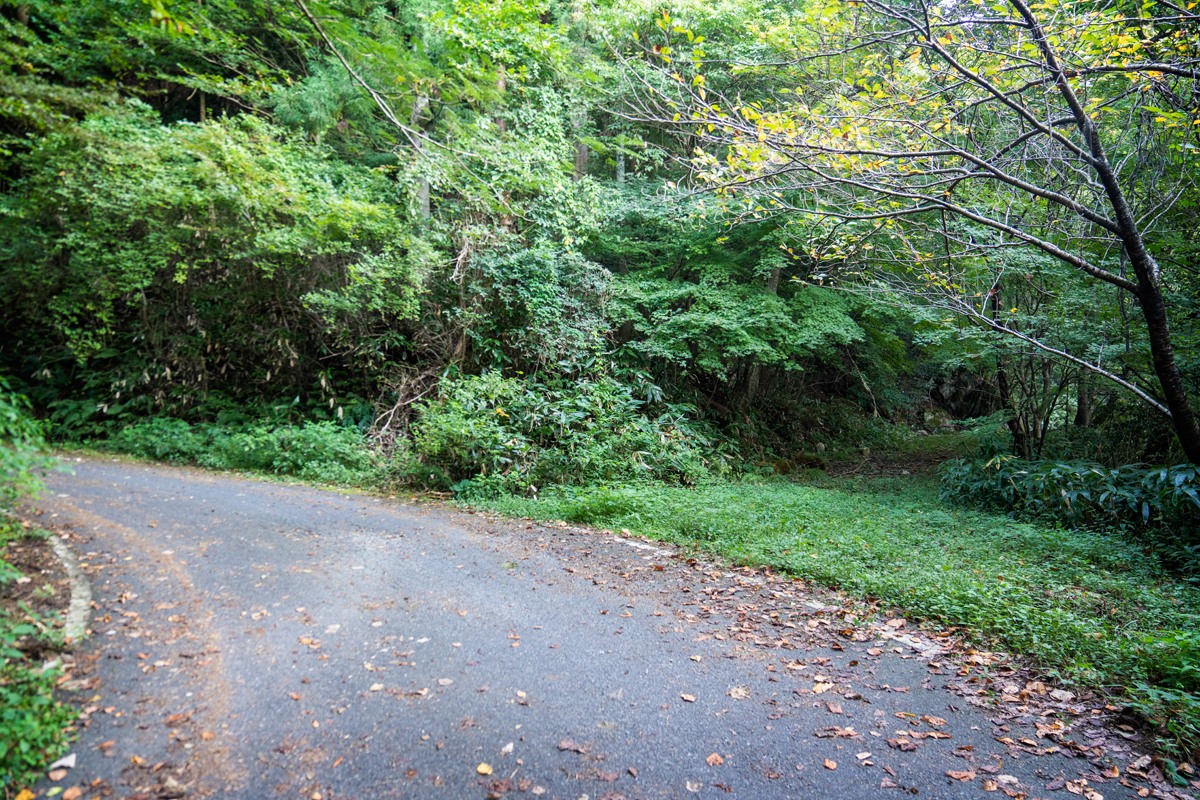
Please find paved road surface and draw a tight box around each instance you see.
[29,458,1154,800]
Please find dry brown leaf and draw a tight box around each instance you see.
[946,770,976,781]
[867,648,883,656]
[201,731,214,740]
[922,715,947,726]
[681,693,696,702]
[824,759,837,770]
[289,692,301,701]
[728,686,750,700]
[1137,789,1149,798]
[1101,766,1119,778]
[48,769,67,781]
[62,789,83,800]
[827,702,843,714]
[982,779,999,791]
[706,753,724,766]
[813,683,835,694]
[369,683,384,692]
[477,763,493,775]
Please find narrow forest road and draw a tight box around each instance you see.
[28,458,1156,800]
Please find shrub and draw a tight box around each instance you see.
[101,417,380,485]
[413,372,726,491]
[0,376,53,509]
[939,456,1200,547]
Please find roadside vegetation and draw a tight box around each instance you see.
[0,379,75,794]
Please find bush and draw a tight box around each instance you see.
[101,417,380,485]
[414,372,727,491]
[0,376,53,509]
[939,456,1200,547]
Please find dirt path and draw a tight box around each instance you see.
[26,457,1166,800]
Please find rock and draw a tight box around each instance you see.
[923,408,955,430]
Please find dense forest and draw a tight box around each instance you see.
[1,0,1200,782]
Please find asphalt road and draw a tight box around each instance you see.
[29,457,1156,800]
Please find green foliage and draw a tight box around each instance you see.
[0,377,52,509]
[1,105,411,361]
[0,654,74,793]
[453,243,613,371]
[100,418,380,485]
[414,371,728,491]
[939,457,1200,549]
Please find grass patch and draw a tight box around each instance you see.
[472,476,1200,754]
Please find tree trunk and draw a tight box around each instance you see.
[616,151,625,184]
[571,108,588,182]
[991,285,1029,458]
[1133,262,1200,462]
[411,95,430,220]
[1074,379,1091,427]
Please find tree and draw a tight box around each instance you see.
[617,0,1200,462]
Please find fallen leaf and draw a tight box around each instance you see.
[686,781,703,792]
[501,742,513,755]
[558,739,586,753]
[63,790,83,800]
[728,686,751,700]
[1065,779,1087,795]
[1084,792,1103,800]
[478,763,493,775]
[690,655,702,662]
[856,752,872,760]
[885,618,906,628]
[946,770,976,781]
[681,693,696,702]
[923,715,947,726]
[867,648,883,656]
[628,767,638,777]
[1137,790,1149,798]
[813,683,835,694]
[597,770,620,782]
[290,692,302,701]
[369,683,384,692]
[201,731,214,740]
[130,755,146,765]
[824,759,837,770]
[1101,766,1118,779]
[881,778,901,789]
[49,769,68,781]
[15,791,35,800]
[707,753,724,766]
[827,702,843,714]
[983,779,999,791]
[437,678,453,686]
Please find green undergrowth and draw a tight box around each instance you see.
[472,477,1200,756]
[1,377,75,795]
[0,519,75,797]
